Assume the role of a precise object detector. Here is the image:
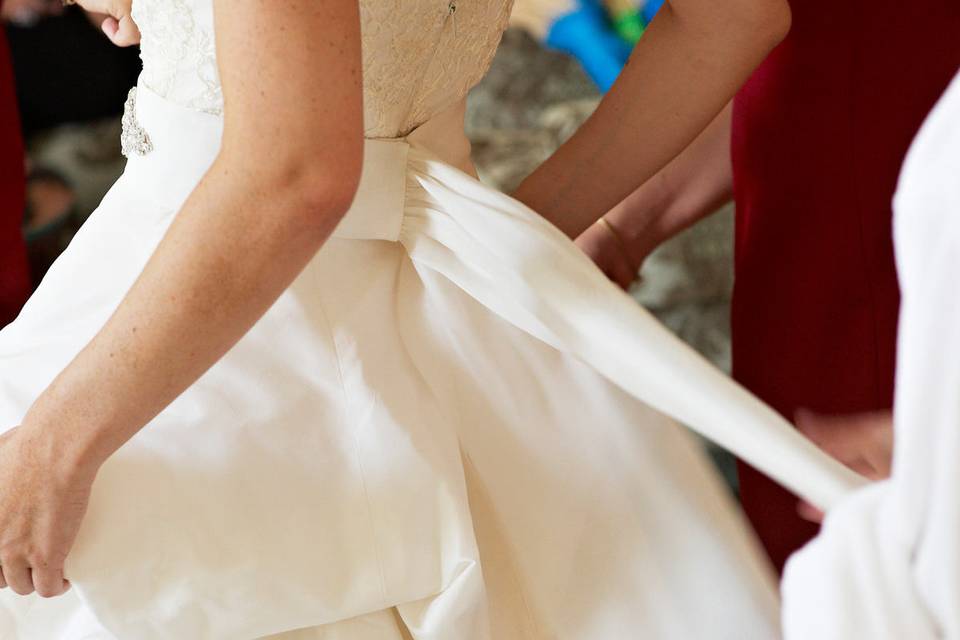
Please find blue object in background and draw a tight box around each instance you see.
[545,0,665,92]
[642,0,664,23]
[546,0,630,92]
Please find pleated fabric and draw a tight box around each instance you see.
[0,84,858,639]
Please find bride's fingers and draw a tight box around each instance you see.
[1,559,34,596]
[31,565,70,598]
[0,567,7,589]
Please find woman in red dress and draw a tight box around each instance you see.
[0,0,31,327]
[730,0,960,572]
[580,0,960,572]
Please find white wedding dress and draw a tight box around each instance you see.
[0,1,863,638]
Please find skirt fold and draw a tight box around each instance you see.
[0,86,827,639]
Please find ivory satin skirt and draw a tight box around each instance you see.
[0,84,860,639]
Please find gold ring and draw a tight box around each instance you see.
[597,217,638,270]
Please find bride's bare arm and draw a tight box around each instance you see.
[31,0,363,460]
[0,0,362,596]
[513,0,790,238]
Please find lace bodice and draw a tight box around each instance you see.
[131,0,512,137]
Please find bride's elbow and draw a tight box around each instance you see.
[262,145,364,232]
[297,154,364,226]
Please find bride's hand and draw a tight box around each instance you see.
[73,0,139,46]
[0,424,95,597]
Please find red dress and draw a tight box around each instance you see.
[0,16,29,326]
[730,0,960,572]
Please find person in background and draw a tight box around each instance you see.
[0,0,30,327]
[4,1,140,135]
[578,1,960,572]
[3,0,141,284]
[783,68,960,640]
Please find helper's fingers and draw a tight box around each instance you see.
[102,13,140,46]
[578,228,638,289]
[798,457,879,523]
[796,409,869,460]
[604,258,637,290]
[100,16,119,39]
[796,499,824,524]
[797,410,893,480]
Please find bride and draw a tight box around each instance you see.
[0,0,862,637]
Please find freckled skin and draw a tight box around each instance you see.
[0,0,791,598]
[0,0,363,597]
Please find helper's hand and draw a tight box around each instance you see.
[576,218,644,290]
[74,0,139,46]
[795,409,894,522]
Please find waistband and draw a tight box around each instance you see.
[122,83,476,242]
